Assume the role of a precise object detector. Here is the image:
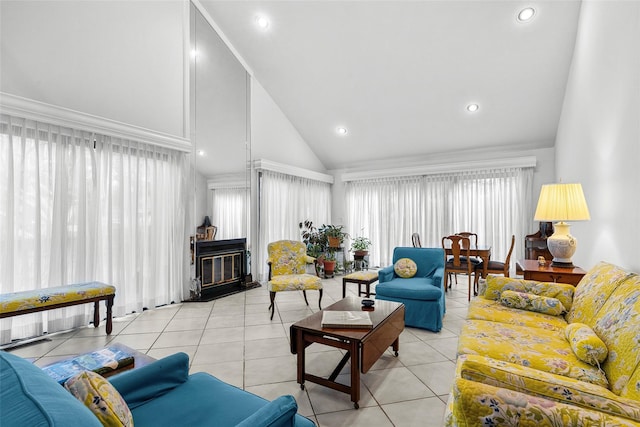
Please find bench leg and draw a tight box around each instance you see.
[106,295,113,334]
[94,301,101,328]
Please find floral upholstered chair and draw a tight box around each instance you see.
[267,240,322,320]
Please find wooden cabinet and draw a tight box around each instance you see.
[516,259,586,286]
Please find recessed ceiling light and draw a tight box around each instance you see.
[336,127,348,135]
[466,104,479,113]
[197,150,206,156]
[517,7,536,22]
[256,15,270,30]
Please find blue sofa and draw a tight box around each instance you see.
[375,247,446,332]
[0,350,315,427]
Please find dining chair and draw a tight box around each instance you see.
[448,232,481,285]
[411,233,422,248]
[474,234,516,289]
[442,235,477,301]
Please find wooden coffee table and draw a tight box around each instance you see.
[290,297,405,409]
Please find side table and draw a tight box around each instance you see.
[516,259,586,286]
[342,271,378,298]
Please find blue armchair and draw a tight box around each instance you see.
[375,247,446,332]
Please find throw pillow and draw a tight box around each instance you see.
[394,258,417,278]
[64,370,133,427]
[500,290,567,316]
[565,322,608,366]
[484,275,575,310]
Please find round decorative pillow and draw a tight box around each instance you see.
[565,322,608,366]
[394,258,417,278]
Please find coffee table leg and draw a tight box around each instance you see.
[296,329,306,389]
[392,337,400,357]
[350,340,360,409]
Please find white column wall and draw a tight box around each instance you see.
[555,1,640,272]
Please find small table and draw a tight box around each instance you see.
[516,259,586,286]
[342,271,378,298]
[290,297,405,409]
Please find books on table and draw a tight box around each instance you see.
[42,346,134,384]
[321,310,373,329]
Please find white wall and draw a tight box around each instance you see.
[555,1,640,272]
[251,79,326,172]
[0,1,186,138]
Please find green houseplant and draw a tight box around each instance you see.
[351,236,372,257]
[319,224,349,249]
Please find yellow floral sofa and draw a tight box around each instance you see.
[445,261,640,426]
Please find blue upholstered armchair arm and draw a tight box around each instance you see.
[433,267,445,289]
[235,395,298,427]
[109,352,189,409]
[378,265,395,283]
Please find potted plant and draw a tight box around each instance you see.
[351,236,372,257]
[322,249,338,277]
[299,220,326,259]
[319,224,349,249]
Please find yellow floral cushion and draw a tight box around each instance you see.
[456,354,640,423]
[500,290,567,316]
[458,319,609,388]
[394,258,417,278]
[592,274,640,395]
[449,374,639,427]
[484,275,575,311]
[343,271,379,282]
[268,274,322,292]
[566,261,634,327]
[64,370,133,427]
[467,298,568,332]
[267,240,313,276]
[566,323,608,366]
[0,282,115,313]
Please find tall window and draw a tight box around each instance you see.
[257,170,331,280]
[345,167,533,268]
[0,115,189,344]
[212,186,247,240]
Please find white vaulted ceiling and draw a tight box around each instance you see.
[198,1,582,170]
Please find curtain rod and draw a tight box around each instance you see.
[254,159,334,184]
[341,156,537,182]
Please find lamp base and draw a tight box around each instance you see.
[550,260,574,268]
[547,222,578,268]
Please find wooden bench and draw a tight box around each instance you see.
[0,282,115,334]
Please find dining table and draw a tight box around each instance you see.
[442,242,492,279]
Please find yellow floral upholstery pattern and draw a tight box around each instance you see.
[500,290,566,316]
[566,261,634,327]
[0,282,115,313]
[452,354,640,424]
[566,323,608,366]
[592,274,640,395]
[467,298,568,332]
[267,240,321,292]
[458,319,609,387]
[344,271,379,281]
[393,258,417,278]
[484,275,575,311]
[446,375,640,427]
[447,262,640,427]
[64,370,133,427]
[268,274,322,292]
[267,240,315,276]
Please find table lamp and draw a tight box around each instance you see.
[533,183,590,267]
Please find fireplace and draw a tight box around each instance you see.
[193,238,248,301]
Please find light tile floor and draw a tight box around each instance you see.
[7,276,472,427]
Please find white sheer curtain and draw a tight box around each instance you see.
[257,170,331,280]
[345,167,533,268]
[212,187,247,239]
[0,115,189,344]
